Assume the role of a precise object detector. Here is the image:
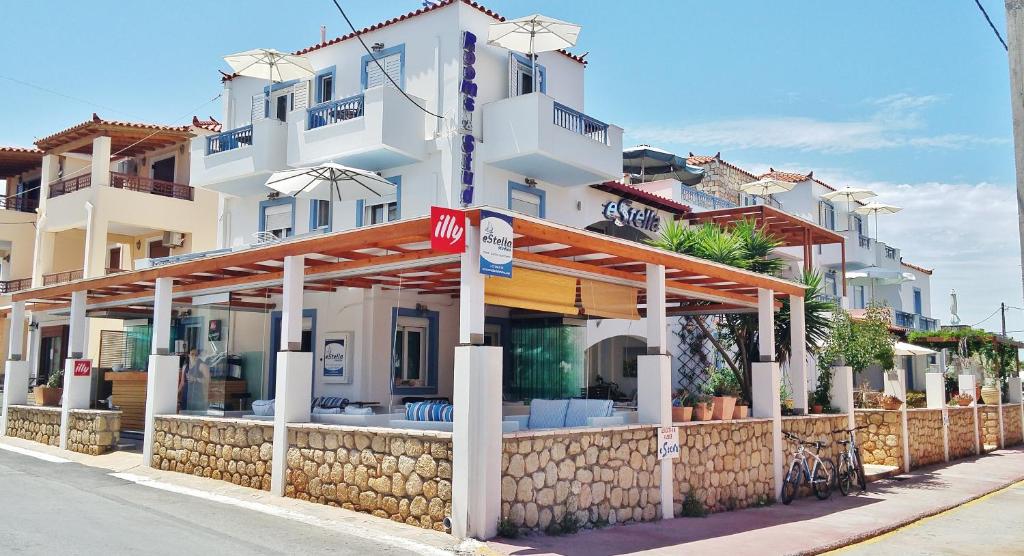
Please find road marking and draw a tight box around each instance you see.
[109,472,458,556]
[0,443,71,463]
[825,479,1024,553]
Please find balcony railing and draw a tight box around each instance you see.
[110,172,193,201]
[307,94,365,130]
[858,235,872,249]
[679,183,737,210]
[206,125,253,155]
[894,310,916,329]
[0,195,38,213]
[919,316,939,331]
[553,102,609,144]
[48,175,91,199]
[42,269,83,286]
[0,278,32,294]
[885,246,897,260]
[815,293,841,305]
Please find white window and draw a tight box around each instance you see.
[313,199,330,230]
[393,317,428,386]
[318,74,334,103]
[365,53,402,89]
[510,187,542,217]
[263,203,293,238]
[364,201,398,225]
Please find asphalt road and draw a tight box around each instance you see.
[0,447,437,555]
[835,481,1024,556]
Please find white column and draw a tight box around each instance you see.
[997,388,1005,449]
[90,136,112,187]
[926,372,950,462]
[2,303,31,437]
[829,366,855,431]
[271,256,311,496]
[645,264,667,351]
[32,155,58,287]
[144,278,178,466]
[958,374,980,455]
[459,220,484,345]
[757,289,775,361]
[83,204,109,279]
[7,301,25,361]
[451,345,502,539]
[789,294,807,413]
[60,291,90,450]
[640,263,672,519]
[752,361,783,498]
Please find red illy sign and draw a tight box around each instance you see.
[72,359,91,377]
[430,206,466,253]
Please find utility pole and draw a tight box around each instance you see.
[1002,301,1008,337]
[1005,1,1024,301]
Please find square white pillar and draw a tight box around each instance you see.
[829,366,855,431]
[925,372,946,408]
[757,289,775,362]
[637,354,673,519]
[90,136,112,187]
[143,355,180,465]
[83,208,109,279]
[1007,375,1023,404]
[2,360,31,436]
[958,374,981,454]
[789,295,807,412]
[8,301,25,361]
[459,220,484,345]
[451,345,502,540]
[270,351,313,496]
[645,264,667,352]
[60,290,90,450]
[280,255,305,351]
[752,362,783,498]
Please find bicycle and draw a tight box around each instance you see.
[832,425,868,495]
[780,431,835,504]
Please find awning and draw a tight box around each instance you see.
[894,341,936,356]
[485,268,577,315]
[623,145,705,186]
[579,279,639,320]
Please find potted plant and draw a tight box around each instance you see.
[34,368,64,407]
[707,367,739,421]
[671,390,694,422]
[880,394,903,411]
[692,394,714,421]
[811,368,833,414]
[951,393,974,407]
[733,397,750,419]
[780,381,795,415]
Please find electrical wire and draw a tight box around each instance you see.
[329,0,444,119]
[0,74,134,118]
[969,306,1002,327]
[974,0,1008,51]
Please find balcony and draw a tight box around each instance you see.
[894,310,939,331]
[110,172,193,201]
[42,269,83,286]
[48,175,91,199]
[191,119,287,196]
[0,277,32,294]
[288,86,428,170]
[0,195,38,213]
[679,183,737,210]
[481,92,623,187]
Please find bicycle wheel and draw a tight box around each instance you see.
[836,456,851,496]
[812,458,835,500]
[853,450,867,492]
[781,462,801,505]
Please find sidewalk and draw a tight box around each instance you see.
[489,447,1024,556]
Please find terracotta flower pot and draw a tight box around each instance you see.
[733,405,749,419]
[693,403,713,421]
[811,404,824,414]
[672,406,693,422]
[712,396,736,420]
[881,398,903,411]
[957,398,972,407]
[34,387,63,407]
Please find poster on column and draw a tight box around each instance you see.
[657,426,680,460]
[322,333,353,384]
[479,210,513,278]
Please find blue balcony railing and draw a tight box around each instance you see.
[918,316,939,332]
[552,101,608,144]
[206,125,253,155]
[679,183,737,210]
[307,94,365,130]
[894,310,916,329]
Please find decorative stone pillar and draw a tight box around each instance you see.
[958,374,980,455]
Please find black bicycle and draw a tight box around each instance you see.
[781,431,835,504]
[832,426,868,495]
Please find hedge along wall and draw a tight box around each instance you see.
[947,407,978,460]
[978,406,1000,450]
[1002,405,1023,446]
[781,415,848,498]
[500,425,661,533]
[4,405,61,447]
[855,410,903,468]
[672,418,775,514]
[906,409,944,469]
[286,424,452,532]
[151,416,274,491]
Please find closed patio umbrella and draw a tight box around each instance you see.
[893,341,937,356]
[488,14,581,91]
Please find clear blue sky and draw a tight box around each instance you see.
[1,0,1021,336]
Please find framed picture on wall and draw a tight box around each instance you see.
[208,319,222,342]
[322,332,353,383]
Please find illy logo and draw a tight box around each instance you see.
[430,206,466,253]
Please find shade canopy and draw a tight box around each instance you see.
[622,145,705,186]
[853,202,902,216]
[487,14,581,54]
[264,163,397,201]
[846,266,915,285]
[737,178,795,197]
[894,341,937,356]
[223,48,313,83]
[822,186,877,203]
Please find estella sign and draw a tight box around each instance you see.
[601,198,661,233]
[430,206,466,253]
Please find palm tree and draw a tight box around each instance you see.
[648,219,835,402]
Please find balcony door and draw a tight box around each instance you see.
[108,246,122,271]
[509,53,545,97]
[151,157,175,183]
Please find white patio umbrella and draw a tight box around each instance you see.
[264,163,397,202]
[893,341,937,356]
[950,289,961,325]
[854,202,902,241]
[223,49,313,116]
[737,178,794,205]
[822,187,877,231]
[488,14,581,91]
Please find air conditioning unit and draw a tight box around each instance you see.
[161,231,185,248]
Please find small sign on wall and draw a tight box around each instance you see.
[479,209,513,278]
[73,359,91,377]
[657,426,680,460]
[322,332,353,384]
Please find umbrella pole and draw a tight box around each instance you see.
[530,31,537,93]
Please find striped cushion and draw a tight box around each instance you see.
[405,401,454,422]
[564,399,613,427]
[528,399,569,429]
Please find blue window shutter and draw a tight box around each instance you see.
[355,199,364,227]
[387,175,402,219]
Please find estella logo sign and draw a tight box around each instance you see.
[430,206,466,253]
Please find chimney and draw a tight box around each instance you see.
[320,25,326,44]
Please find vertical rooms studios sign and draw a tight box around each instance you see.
[479,210,513,278]
[459,30,478,205]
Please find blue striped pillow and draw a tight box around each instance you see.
[406,401,454,422]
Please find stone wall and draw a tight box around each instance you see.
[855,410,903,468]
[286,424,452,532]
[1002,404,1023,446]
[978,406,1000,450]
[500,425,661,533]
[151,416,273,491]
[781,415,847,498]
[4,405,61,446]
[688,157,751,204]
[66,409,121,455]
[672,419,774,514]
[906,409,944,469]
[947,407,977,460]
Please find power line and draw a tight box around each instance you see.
[329,0,443,119]
[974,0,1008,51]
[0,74,134,118]
[970,306,1002,327]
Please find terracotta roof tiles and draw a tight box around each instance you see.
[192,116,222,133]
[901,259,933,275]
[685,152,759,181]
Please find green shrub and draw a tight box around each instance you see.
[680,494,708,518]
[906,390,927,409]
[496,517,519,539]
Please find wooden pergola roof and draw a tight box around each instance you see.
[0,146,43,176]
[685,204,843,247]
[12,208,804,317]
[34,114,194,158]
